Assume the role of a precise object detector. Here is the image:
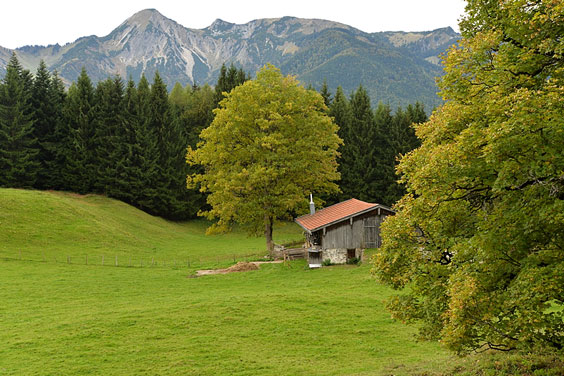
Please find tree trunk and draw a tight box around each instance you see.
[264,214,274,257]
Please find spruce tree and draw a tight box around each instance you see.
[328,86,352,204]
[346,85,382,202]
[93,76,126,195]
[151,72,200,219]
[149,72,179,216]
[63,67,96,193]
[0,53,39,188]
[319,79,332,108]
[214,63,249,106]
[214,64,228,102]
[48,71,68,190]
[132,75,161,213]
[374,102,401,205]
[31,60,59,189]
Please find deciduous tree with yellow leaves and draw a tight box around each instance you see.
[187,65,341,255]
[373,0,564,353]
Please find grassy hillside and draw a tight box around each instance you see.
[0,188,302,266]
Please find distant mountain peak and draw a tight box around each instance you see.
[0,9,458,110]
[206,18,236,34]
[123,8,176,30]
[210,18,233,27]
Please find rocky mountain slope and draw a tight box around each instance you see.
[0,9,459,109]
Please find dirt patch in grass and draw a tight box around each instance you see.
[195,262,260,277]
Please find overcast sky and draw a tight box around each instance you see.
[1,0,467,49]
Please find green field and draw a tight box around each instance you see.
[5,188,558,375]
[0,188,302,268]
[0,258,458,375]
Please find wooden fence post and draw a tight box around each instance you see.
[115,255,118,267]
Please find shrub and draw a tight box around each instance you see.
[346,257,360,265]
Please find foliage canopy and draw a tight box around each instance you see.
[373,0,564,353]
[187,64,341,253]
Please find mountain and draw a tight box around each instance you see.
[0,9,459,109]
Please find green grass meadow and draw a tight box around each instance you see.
[0,188,301,267]
[0,259,455,375]
[0,189,458,375]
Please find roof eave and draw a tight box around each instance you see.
[294,219,313,235]
[302,204,395,233]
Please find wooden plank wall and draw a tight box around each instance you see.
[319,210,388,249]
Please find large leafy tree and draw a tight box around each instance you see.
[373,0,564,353]
[187,65,342,254]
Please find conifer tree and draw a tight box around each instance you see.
[63,67,96,193]
[46,71,67,190]
[93,76,126,195]
[149,71,190,218]
[0,53,39,188]
[338,85,380,202]
[131,75,161,213]
[374,103,402,205]
[30,60,53,188]
[328,86,352,203]
[30,61,67,189]
[319,79,332,108]
[214,63,249,106]
[342,85,389,204]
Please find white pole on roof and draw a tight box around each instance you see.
[309,194,315,215]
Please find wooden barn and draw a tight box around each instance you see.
[295,198,394,268]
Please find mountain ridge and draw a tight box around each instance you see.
[0,9,459,109]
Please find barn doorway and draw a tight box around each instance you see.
[347,249,356,260]
[308,249,322,268]
[363,217,377,248]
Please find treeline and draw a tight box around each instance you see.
[320,82,427,206]
[0,54,246,219]
[0,52,424,219]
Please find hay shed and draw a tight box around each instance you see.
[295,198,394,267]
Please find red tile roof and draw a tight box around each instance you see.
[295,198,390,233]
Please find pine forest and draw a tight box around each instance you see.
[0,54,426,219]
